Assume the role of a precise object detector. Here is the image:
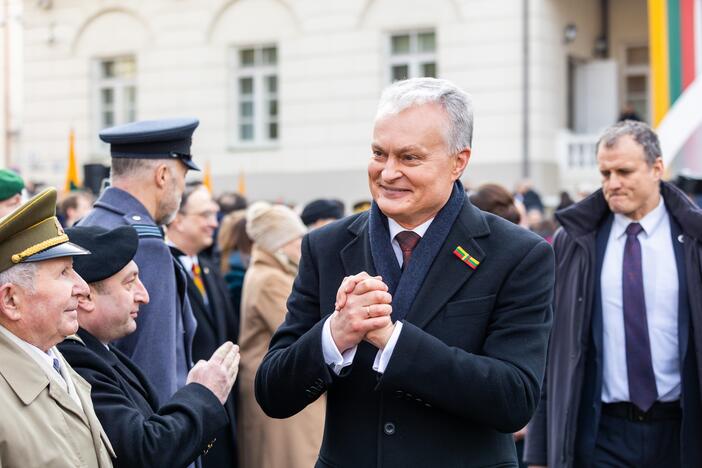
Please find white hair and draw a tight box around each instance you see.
[0,263,38,293]
[375,77,474,153]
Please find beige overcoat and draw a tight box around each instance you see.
[238,246,325,468]
[0,330,115,468]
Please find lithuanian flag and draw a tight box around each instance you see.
[203,161,213,193]
[649,0,702,126]
[64,129,80,192]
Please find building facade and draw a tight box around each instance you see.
[17,0,648,206]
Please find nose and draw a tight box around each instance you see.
[134,277,150,305]
[381,156,402,181]
[71,270,90,297]
[608,172,621,190]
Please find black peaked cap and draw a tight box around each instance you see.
[66,226,138,283]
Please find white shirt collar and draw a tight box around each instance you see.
[612,196,667,239]
[387,217,434,240]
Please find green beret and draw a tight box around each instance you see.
[0,169,24,201]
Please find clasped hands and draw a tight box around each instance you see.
[330,271,395,353]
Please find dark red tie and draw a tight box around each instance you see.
[623,222,657,411]
[395,231,421,270]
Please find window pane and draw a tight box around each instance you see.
[240,49,255,66]
[240,124,254,140]
[417,32,436,52]
[262,47,277,65]
[421,62,437,77]
[240,101,254,118]
[391,34,411,54]
[268,100,277,117]
[101,88,114,105]
[627,75,647,93]
[239,77,253,95]
[266,75,277,93]
[103,111,114,127]
[392,64,409,81]
[268,123,278,140]
[626,46,649,66]
[116,58,136,78]
[101,61,115,78]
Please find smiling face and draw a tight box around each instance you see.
[597,134,663,221]
[88,261,149,343]
[369,103,469,228]
[15,257,89,351]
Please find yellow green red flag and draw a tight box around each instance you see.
[64,129,80,192]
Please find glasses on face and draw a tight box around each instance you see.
[181,210,219,220]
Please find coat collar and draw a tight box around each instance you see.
[340,200,490,328]
[94,187,154,221]
[556,181,702,241]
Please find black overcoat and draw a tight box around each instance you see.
[255,198,554,468]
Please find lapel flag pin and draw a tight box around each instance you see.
[453,245,480,270]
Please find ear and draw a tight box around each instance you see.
[154,163,170,190]
[652,157,664,181]
[452,147,471,180]
[0,283,22,322]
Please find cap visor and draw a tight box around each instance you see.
[23,242,91,263]
[184,159,200,171]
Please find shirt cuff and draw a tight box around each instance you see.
[372,321,404,373]
[322,315,357,375]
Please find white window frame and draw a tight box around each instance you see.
[620,43,650,123]
[386,29,437,84]
[91,56,137,155]
[229,44,279,149]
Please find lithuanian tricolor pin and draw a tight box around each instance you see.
[453,246,480,270]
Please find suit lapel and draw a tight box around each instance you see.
[110,345,160,410]
[70,368,117,460]
[406,203,488,329]
[340,213,377,277]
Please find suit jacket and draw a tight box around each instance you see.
[170,247,239,468]
[255,199,555,468]
[80,187,196,403]
[58,328,228,468]
[0,330,115,468]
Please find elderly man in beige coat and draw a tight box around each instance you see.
[0,188,115,468]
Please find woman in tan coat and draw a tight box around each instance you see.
[238,202,325,468]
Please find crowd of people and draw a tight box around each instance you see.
[0,76,700,468]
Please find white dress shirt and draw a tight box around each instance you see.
[0,325,84,408]
[601,197,680,403]
[322,217,433,374]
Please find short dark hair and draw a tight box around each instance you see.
[217,192,248,214]
[179,182,206,211]
[469,183,520,224]
[597,120,662,165]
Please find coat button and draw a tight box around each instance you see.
[132,215,141,221]
[383,422,396,435]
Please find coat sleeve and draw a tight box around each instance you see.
[63,345,228,467]
[377,239,555,433]
[255,234,337,418]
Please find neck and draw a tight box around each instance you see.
[168,236,199,257]
[111,178,159,220]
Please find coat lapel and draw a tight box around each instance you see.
[69,366,117,460]
[406,202,489,329]
[340,213,377,277]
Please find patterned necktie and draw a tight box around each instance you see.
[191,262,207,298]
[52,357,66,384]
[395,231,421,270]
[622,222,658,411]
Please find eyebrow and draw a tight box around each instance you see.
[371,143,426,154]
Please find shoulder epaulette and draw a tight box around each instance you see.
[133,224,164,239]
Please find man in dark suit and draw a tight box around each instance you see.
[524,121,702,467]
[167,183,239,467]
[255,77,555,467]
[58,225,240,468]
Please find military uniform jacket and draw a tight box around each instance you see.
[0,330,115,468]
[79,187,197,402]
[58,329,227,468]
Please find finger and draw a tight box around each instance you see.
[229,353,241,380]
[366,303,392,318]
[221,347,237,371]
[352,278,389,295]
[358,289,392,305]
[336,272,372,308]
[357,316,393,333]
[210,341,233,364]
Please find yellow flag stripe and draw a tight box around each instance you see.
[649,0,671,126]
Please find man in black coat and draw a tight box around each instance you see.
[524,121,702,467]
[58,225,240,468]
[255,77,555,467]
[167,182,240,468]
